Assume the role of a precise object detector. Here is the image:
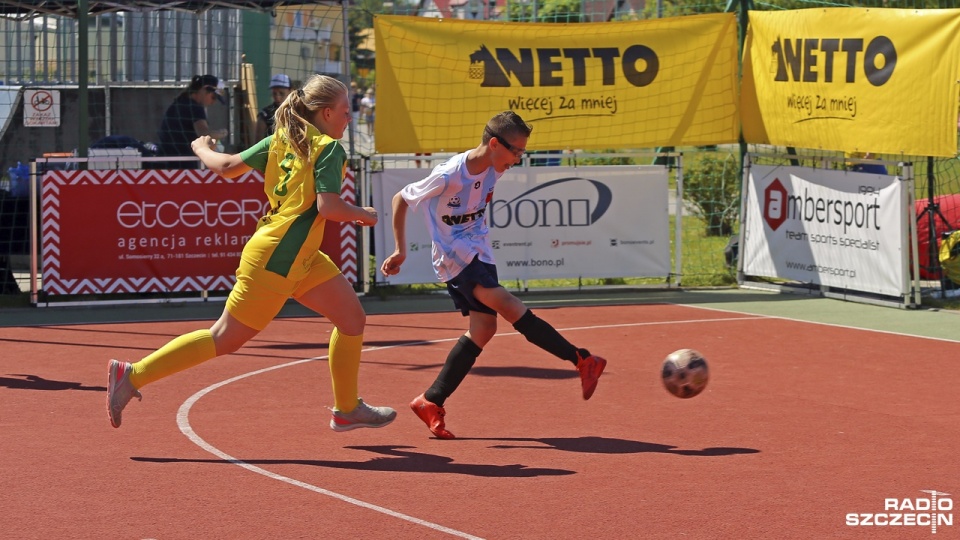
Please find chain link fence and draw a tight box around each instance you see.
[1,0,957,305]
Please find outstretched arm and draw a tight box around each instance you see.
[380,191,410,276]
[316,192,378,226]
[191,136,251,178]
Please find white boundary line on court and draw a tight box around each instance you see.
[176,338,487,540]
[673,302,960,344]
[175,315,765,538]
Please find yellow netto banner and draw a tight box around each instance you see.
[741,8,960,157]
[374,14,739,153]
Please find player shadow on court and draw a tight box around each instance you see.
[462,365,578,380]
[396,364,579,377]
[248,339,434,351]
[246,342,329,351]
[0,373,106,392]
[132,445,575,478]
[362,339,449,348]
[457,436,759,457]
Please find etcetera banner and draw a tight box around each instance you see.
[742,164,908,298]
[374,14,739,153]
[373,165,670,285]
[40,170,269,295]
[741,8,960,157]
[39,169,358,296]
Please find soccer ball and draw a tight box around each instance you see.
[661,349,709,399]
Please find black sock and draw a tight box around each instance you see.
[512,309,579,364]
[424,335,482,407]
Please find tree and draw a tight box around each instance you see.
[507,0,583,22]
[683,154,741,237]
[348,0,384,73]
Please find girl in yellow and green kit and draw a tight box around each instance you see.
[107,75,395,433]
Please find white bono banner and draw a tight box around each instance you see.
[374,165,670,285]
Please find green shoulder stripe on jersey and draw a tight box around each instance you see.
[264,204,320,277]
[313,140,345,194]
[240,135,273,172]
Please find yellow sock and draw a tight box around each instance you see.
[129,330,217,388]
[329,329,362,413]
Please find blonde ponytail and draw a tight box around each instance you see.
[273,75,347,162]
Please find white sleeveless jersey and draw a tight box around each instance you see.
[399,151,500,282]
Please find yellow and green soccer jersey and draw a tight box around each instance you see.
[239,124,347,285]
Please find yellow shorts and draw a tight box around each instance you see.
[226,250,341,331]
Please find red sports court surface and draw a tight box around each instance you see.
[2,302,958,539]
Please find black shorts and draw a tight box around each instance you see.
[445,257,500,316]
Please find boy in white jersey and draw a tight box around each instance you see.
[380,111,607,439]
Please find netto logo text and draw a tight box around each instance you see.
[469,45,658,88]
[772,36,896,86]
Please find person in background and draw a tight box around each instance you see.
[379,111,607,440]
[360,88,375,136]
[414,152,433,168]
[350,81,363,125]
[107,74,396,434]
[255,73,292,140]
[156,74,228,168]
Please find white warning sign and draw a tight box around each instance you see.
[24,89,60,127]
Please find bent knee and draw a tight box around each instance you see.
[212,335,246,356]
[468,322,497,347]
[334,313,366,336]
